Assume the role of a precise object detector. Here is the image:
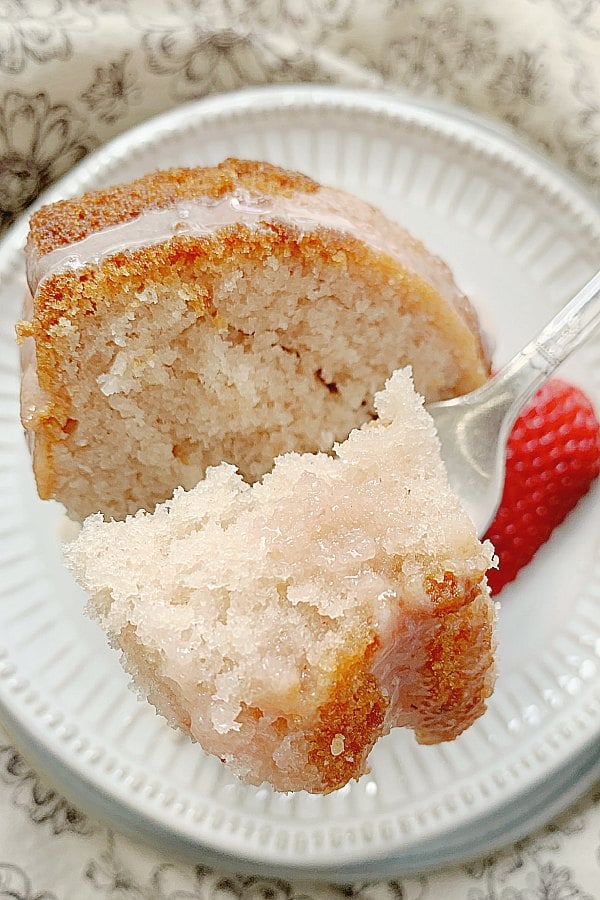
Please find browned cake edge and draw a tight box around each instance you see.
[26,158,319,257]
[17,226,491,508]
[114,567,493,794]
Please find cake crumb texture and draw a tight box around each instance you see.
[65,369,495,794]
[20,160,490,521]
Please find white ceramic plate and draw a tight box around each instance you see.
[1,86,599,880]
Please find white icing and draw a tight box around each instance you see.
[28,189,391,295]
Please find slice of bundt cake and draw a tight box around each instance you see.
[64,370,495,794]
[18,159,490,521]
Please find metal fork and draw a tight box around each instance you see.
[426,270,600,536]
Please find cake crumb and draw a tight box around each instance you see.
[64,368,496,793]
[330,734,345,757]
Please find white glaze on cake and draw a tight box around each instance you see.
[21,171,492,521]
[27,186,472,330]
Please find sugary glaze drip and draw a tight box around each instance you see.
[28,190,367,293]
[27,186,471,329]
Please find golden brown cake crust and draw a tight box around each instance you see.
[26,158,319,257]
[308,638,388,793]
[417,575,494,743]
[19,158,493,521]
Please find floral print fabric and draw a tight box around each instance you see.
[1,0,600,230]
[1,0,600,895]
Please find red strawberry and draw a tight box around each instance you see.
[484,378,600,595]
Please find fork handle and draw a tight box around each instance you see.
[478,268,600,423]
[530,268,600,370]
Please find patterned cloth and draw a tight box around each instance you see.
[2,0,600,896]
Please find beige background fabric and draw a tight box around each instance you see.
[1,0,600,896]
[2,0,600,232]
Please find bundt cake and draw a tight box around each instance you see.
[18,159,490,521]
